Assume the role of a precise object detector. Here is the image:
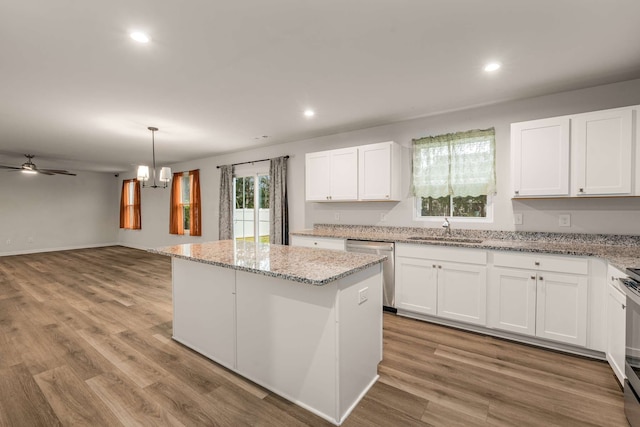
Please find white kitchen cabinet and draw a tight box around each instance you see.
[489,253,589,347]
[572,108,634,196]
[488,268,537,336]
[358,141,402,201]
[511,117,570,197]
[437,262,487,325]
[395,244,487,326]
[290,235,346,251]
[305,147,358,201]
[535,272,588,346]
[395,257,438,315]
[172,258,236,370]
[606,266,627,385]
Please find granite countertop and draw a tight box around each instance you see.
[291,225,640,272]
[150,240,385,286]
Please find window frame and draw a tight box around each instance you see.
[180,172,190,235]
[412,128,495,223]
[413,195,494,223]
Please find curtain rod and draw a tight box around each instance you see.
[216,155,289,169]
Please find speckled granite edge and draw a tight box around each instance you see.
[291,224,640,272]
[149,246,385,286]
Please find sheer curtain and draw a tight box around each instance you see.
[218,165,234,240]
[412,128,495,198]
[169,172,184,235]
[189,169,202,236]
[269,156,289,245]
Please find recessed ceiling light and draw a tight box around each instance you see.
[484,62,501,72]
[130,31,150,43]
[303,109,315,118]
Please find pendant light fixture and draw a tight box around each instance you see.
[137,126,171,188]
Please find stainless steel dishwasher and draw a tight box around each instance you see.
[346,240,395,312]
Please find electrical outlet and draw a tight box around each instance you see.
[334,212,340,221]
[27,237,34,244]
[514,213,523,225]
[380,213,387,222]
[559,214,571,227]
[5,239,11,245]
[358,287,368,305]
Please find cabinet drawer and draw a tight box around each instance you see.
[493,252,588,275]
[396,243,486,265]
[290,235,345,251]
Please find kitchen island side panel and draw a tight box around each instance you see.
[172,257,237,370]
[235,270,339,421]
[337,264,383,421]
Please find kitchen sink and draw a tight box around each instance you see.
[406,236,484,244]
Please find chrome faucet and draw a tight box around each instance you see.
[442,217,451,235]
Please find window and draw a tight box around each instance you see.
[119,179,141,229]
[412,128,495,220]
[170,169,201,236]
[233,171,270,243]
[180,173,190,232]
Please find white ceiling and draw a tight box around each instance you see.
[1,0,640,172]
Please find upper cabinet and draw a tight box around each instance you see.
[358,141,402,201]
[511,105,638,198]
[305,147,358,201]
[305,141,401,202]
[572,108,633,196]
[511,117,570,197]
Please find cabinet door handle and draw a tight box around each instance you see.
[432,264,437,268]
[539,276,544,280]
[314,242,318,245]
[622,304,626,310]
[438,265,442,269]
[385,195,389,198]
[534,261,540,266]
[531,276,536,280]
[514,190,520,195]
[579,188,584,193]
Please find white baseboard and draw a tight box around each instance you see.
[118,242,154,251]
[0,242,120,257]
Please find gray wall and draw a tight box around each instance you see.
[117,78,640,250]
[0,170,118,255]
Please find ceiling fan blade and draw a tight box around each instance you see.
[36,170,55,176]
[0,165,21,170]
[39,169,77,176]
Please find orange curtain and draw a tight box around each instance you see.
[189,169,202,236]
[119,180,128,228]
[169,172,184,235]
[132,180,142,230]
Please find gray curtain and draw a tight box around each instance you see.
[218,165,234,240]
[269,156,289,245]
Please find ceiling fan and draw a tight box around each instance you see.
[0,154,76,176]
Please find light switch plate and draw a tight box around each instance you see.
[559,214,571,227]
[514,213,523,225]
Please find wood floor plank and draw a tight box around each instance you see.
[0,246,628,426]
[86,370,184,427]
[34,365,122,426]
[0,363,62,427]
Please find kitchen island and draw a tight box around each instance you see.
[151,240,385,425]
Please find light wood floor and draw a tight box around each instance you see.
[0,246,628,426]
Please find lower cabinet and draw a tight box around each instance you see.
[606,279,627,385]
[488,267,588,347]
[395,244,487,326]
